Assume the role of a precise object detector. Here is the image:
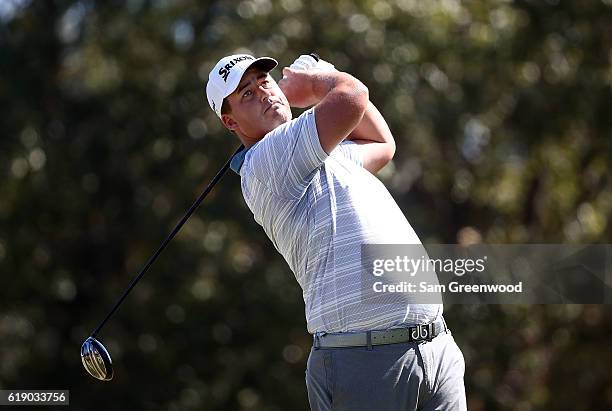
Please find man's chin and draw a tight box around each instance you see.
[269,110,292,126]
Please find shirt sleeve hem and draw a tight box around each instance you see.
[308,107,330,162]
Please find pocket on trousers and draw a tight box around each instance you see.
[449,334,466,376]
[305,348,333,410]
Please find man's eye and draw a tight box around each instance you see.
[243,90,252,98]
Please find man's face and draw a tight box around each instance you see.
[222,68,292,140]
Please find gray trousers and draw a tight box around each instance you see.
[305,330,467,411]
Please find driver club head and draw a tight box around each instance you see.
[81,336,114,381]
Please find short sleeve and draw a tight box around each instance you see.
[243,107,328,200]
[331,140,363,167]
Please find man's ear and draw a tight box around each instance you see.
[221,114,239,133]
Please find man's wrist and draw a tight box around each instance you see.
[310,71,342,102]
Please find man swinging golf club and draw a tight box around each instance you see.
[206,53,467,410]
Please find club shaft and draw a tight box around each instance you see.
[91,145,244,338]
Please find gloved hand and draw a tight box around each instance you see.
[283,53,338,78]
[288,54,336,72]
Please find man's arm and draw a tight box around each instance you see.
[345,101,396,174]
[279,67,369,155]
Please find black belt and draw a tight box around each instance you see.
[313,318,449,349]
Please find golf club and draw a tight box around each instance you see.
[81,145,244,381]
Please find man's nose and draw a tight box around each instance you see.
[257,86,273,101]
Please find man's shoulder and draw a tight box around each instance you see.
[240,106,327,201]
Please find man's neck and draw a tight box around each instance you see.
[237,134,260,149]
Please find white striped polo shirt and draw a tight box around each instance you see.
[231,107,442,333]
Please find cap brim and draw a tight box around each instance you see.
[222,57,278,100]
[249,57,278,73]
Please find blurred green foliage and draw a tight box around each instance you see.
[1,0,611,410]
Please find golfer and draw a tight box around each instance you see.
[206,54,466,410]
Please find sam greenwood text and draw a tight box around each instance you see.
[372,281,523,294]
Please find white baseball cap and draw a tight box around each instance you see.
[206,54,278,118]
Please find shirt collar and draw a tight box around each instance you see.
[230,146,251,174]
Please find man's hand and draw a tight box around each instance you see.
[278,67,322,108]
[278,55,337,108]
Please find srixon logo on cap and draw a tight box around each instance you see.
[219,55,254,82]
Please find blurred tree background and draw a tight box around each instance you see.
[1,0,611,410]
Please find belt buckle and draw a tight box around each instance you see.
[410,324,433,342]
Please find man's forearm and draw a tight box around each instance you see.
[309,71,368,107]
[345,101,396,173]
[346,102,394,145]
[307,70,369,154]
